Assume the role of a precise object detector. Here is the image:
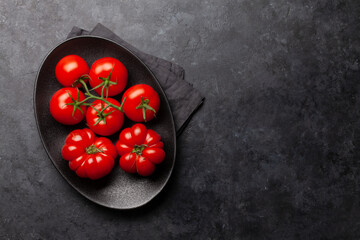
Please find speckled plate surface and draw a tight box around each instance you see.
[34,36,176,209]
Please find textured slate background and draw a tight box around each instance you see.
[1,0,360,239]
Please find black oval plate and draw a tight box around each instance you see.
[34,36,176,209]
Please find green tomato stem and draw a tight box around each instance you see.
[78,79,124,113]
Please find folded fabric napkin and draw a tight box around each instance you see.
[67,23,204,136]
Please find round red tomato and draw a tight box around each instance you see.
[116,123,165,176]
[121,84,160,122]
[89,57,128,97]
[55,55,89,87]
[62,128,117,180]
[50,87,87,125]
[86,98,124,136]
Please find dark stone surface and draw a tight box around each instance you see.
[0,0,360,239]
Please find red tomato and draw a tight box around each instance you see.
[62,128,117,180]
[121,84,160,122]
[55,55,89,87]
[86,98,124,136]
[116,123,165,176]
[89,57,128,97]
[50,87,87,125]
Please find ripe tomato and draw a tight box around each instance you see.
[55,55,89,87]
[62,128,117,180]
[121,84,160,122]
[89,57,128,97]
[86,98,124,136]
[50,87,87,125]
[116,123,165,176]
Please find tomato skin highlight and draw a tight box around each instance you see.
[121,84,160,122]
[136,155,155,176]
[142,148,165,164]
[61,128,117,180]
[55,55,89,87]
[145,129,162,146]
[50,87,86,125]
[131,123,147,145]
[85,98,124,136]
[116,123,165,176]
[94,137,118,159]
[119,153,137,174]
[89,57,128,97]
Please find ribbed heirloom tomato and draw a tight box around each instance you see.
[62,128,117,180]
[50,87,87,125]
[55,55,89,87]
[89,57,128,97]
[121,84,160,122]
[116,124,165,176]
[86,98,124,136]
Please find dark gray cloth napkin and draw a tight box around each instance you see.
[67,23,204,136]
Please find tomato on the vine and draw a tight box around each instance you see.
[55,55,89,87]
[86,98,124,136]
[121,84,160,122]
[89,57,128,97]
[62,128,117,180]
[50,87,87,125]
[116,124,165,176]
